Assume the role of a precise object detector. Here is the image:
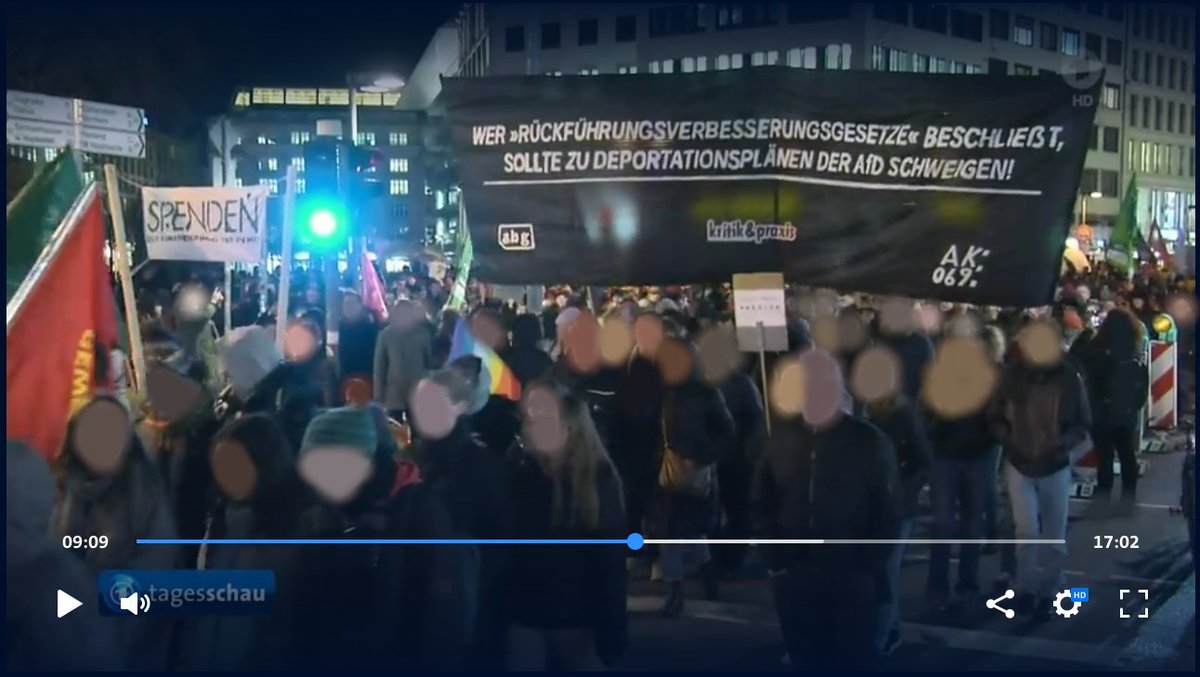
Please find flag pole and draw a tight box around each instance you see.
[103,165,147,393]
[6,183,100,331]
[276,164,298,352]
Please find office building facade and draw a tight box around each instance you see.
[209,87,426,260]
[450,2,1195,248]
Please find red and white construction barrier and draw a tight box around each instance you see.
[1148,340,1177,430]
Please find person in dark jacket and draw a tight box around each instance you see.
[294,406,473,670]
[337,290,381,400]
[753,348,901,671]
[506,382,628,670]
[990,321,1092,620]
[876,297,935,402]
[617,312,668,548]
[284,316,338,408]
[503,313,554,387]
[1075,308,1149,515]
[410,368,515,669]
[8,442,122,671]
[374,300,436,420]
[713,363,766,575]
[647,336,736,617]
[50,396,179,671]
[182,414,314,670]
[866,391,932,655]
[433,308,460,368]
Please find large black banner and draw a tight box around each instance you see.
[440,68,1100,306]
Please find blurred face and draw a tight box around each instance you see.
[284,323,319,362]
[633,314,665,358]
[305,287,320,305]
[71,398,131,476]
[298,447,373,505]
[522,387,569,459]
[210,439,258,502]
[471,314,505,350]
[409,380,466,441]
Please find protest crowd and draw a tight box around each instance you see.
[8,237,1195,672]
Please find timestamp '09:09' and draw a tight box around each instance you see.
[62,535,109,549]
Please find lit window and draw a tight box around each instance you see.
[751,51,766,67]
[43,148,59,162]
[296,178,306,193]
[290,131,312,145]
[650,61,661,74]
[82,170,96,184]
[449,190,460,205]
[888,49,910,72]
[871,46,887,71]
[292,157,305,171]
[787,48,802,67]
[914,54,929,72]
[952,61,967,74]
[1101,83,1121,109]
[389,179,409,195]
[1012,16,1034,46]
[263,158,278,171]
[355,132,376,145]
[256,135,274,145]
[262,178,279,194]
[663,60,675,74]
[389,158,409,173]
[717,54,731,70]
[682,57,696,73]
[731,53,744,69]
[1061,29,1081,56]
[696,56,707,71]
[578,67,599,75]
[618,65,638,74]
[388,132,408,146]
[234,178,243,187]
[767,50,779,65]
[826,44,850,70]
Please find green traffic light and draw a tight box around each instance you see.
[309,208,338,238]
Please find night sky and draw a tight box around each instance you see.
[5,0,457,136]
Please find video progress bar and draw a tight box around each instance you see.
[137,535,1066,549]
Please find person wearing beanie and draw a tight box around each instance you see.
[410,369,515,669]
[293,405,475,670]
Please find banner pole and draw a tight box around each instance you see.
[757,321,771,437]
[276,165,297,352]
[223,263,233,333]
[103,164,147,394]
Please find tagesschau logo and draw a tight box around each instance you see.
[705,219,797,244]
[98,569,275,617]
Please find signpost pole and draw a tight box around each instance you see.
[102,164,146,393]
[223,264,233,334]
[276,165,297,352]
[757,320,771,437]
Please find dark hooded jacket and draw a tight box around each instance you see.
[502,313,554,387]
[180,414,314,670]
[337,312,380,383]
[1074,310,1149,427]
[7,442,122,671]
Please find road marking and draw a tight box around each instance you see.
[628,596,1127,667]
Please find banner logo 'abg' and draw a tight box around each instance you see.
[706,219,797,244]
[498,224,536,251]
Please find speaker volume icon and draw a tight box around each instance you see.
[118,591,151,616]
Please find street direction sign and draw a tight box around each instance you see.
[6,90,146,158]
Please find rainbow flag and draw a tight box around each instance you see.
[448,318,521,401]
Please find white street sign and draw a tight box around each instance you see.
[6,90,146,158]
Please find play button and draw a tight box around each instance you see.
[57,590,82,618]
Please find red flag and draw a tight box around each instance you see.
[6,186,119,460]
[1148,220,1171,269]
[361,250,389,322]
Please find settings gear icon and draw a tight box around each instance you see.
[1054,590,1081,618]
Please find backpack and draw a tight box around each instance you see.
[1105,358,1148,420]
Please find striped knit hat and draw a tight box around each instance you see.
[300,407,378,458]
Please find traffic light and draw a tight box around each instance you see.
[299,138,348,249]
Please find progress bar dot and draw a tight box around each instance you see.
[626,533,644,550]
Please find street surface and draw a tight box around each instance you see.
[615,437,1195,672]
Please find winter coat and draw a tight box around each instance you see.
[645,380,735,538]
[868,401,934,518]
[292,455,474,670]
[550,360,624,457]
[374,324,435,412]
[615,353,665,494]
[472,395,521,458]
[877,331,935,403]
[50,438,178,671]
[718,370,766,465]
[337,316,380,382]
[506,452,628,664]
[1074,312,1149,427]
[502,314,554,387]
[751,415,902,585]
[926,409,998,461]
[7,443,122,671]
[990,362,1092,478]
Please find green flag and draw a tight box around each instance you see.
[6,149,85,303]
[1106,174,1138,273]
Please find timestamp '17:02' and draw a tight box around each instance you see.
[1093,535,1140,549]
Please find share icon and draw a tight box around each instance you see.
[986,589,1016,619]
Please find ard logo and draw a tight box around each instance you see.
[497,224,536,251]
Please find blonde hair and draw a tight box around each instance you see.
[534,384,623,531]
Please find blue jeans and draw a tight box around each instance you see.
[1004,463,1071,597]
[877,518,914,648]
[928,449,1000,596]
